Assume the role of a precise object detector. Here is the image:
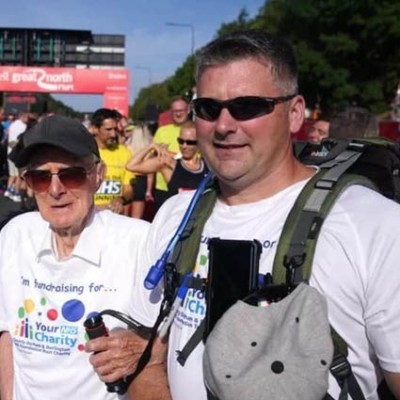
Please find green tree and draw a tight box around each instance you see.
[131,56,196,121]
[132,0,400,117]
[166,56,196,100]
[255,0,400,114]
[130,83,170,121]
[218,9,253,36]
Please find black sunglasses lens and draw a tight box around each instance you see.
[58,167,88,188]
[178,138,197,146]
[229,97,275,120]
[193,97,277,121]
[193,99,222,121]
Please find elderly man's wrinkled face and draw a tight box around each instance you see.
[24,146,102,234]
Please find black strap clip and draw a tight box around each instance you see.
[163,262,179,306]
[330,352,351,382]
[283,252,305,288]
[283,252,306,269]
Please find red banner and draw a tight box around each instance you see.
[0,66,130,115]
[0,66,129,94]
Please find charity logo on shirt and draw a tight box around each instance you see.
[13,276,112,357]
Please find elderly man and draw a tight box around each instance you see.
[0,115,150,400]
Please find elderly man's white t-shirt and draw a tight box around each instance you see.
[0,210,151,400]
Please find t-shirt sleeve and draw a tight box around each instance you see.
[363,210,400,372]
[127,222,164,328]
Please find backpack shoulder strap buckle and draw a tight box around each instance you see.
[330,352,351,382]
[330,350,367,400]
[283,253,306,287]
[283,253,305,269]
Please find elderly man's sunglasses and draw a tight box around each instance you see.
[23,165,96,192]
[191,95,296,121]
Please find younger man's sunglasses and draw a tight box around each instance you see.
[191,94,296,121]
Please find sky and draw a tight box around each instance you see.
[1,0,265,112]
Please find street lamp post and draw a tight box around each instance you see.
[166,22,195,55]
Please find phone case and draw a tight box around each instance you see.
[204,238,262,338]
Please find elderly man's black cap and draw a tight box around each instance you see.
[14,115,100,168]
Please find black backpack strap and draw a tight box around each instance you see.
[206,389,219,400]
[175,275,208,367]
[176,319,205,366]
[330,350,365,400]
[123,305,169,387]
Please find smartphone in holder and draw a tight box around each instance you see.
[204,238,262,339]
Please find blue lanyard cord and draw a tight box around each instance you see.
[144,171,215,290]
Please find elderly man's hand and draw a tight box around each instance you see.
[85,328,148,384]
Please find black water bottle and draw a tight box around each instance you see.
[84,314,127,395]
